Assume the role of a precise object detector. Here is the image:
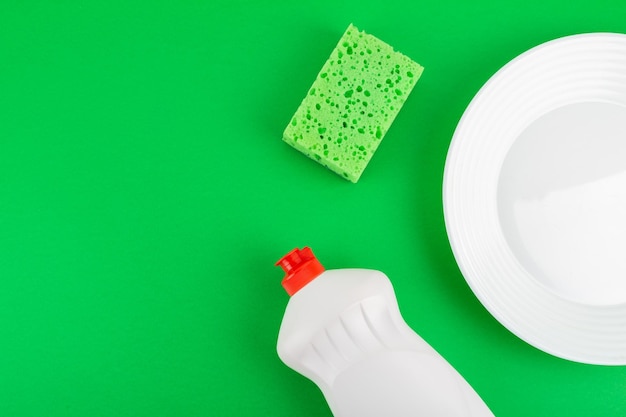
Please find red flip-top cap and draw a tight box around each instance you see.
[275,247,325,296]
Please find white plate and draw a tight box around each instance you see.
[443,33,626,365]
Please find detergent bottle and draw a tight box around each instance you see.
[276,247,494,417]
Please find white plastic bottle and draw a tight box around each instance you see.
[276,247,494,417]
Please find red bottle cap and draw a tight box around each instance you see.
[275,247,325,296]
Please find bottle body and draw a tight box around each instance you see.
[277,268,494,417]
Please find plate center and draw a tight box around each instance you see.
[498,101,626,306]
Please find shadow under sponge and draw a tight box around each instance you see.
[283,24,424,183]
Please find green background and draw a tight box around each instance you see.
[1,0,625,416]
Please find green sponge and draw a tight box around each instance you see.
[283,24,423,183]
